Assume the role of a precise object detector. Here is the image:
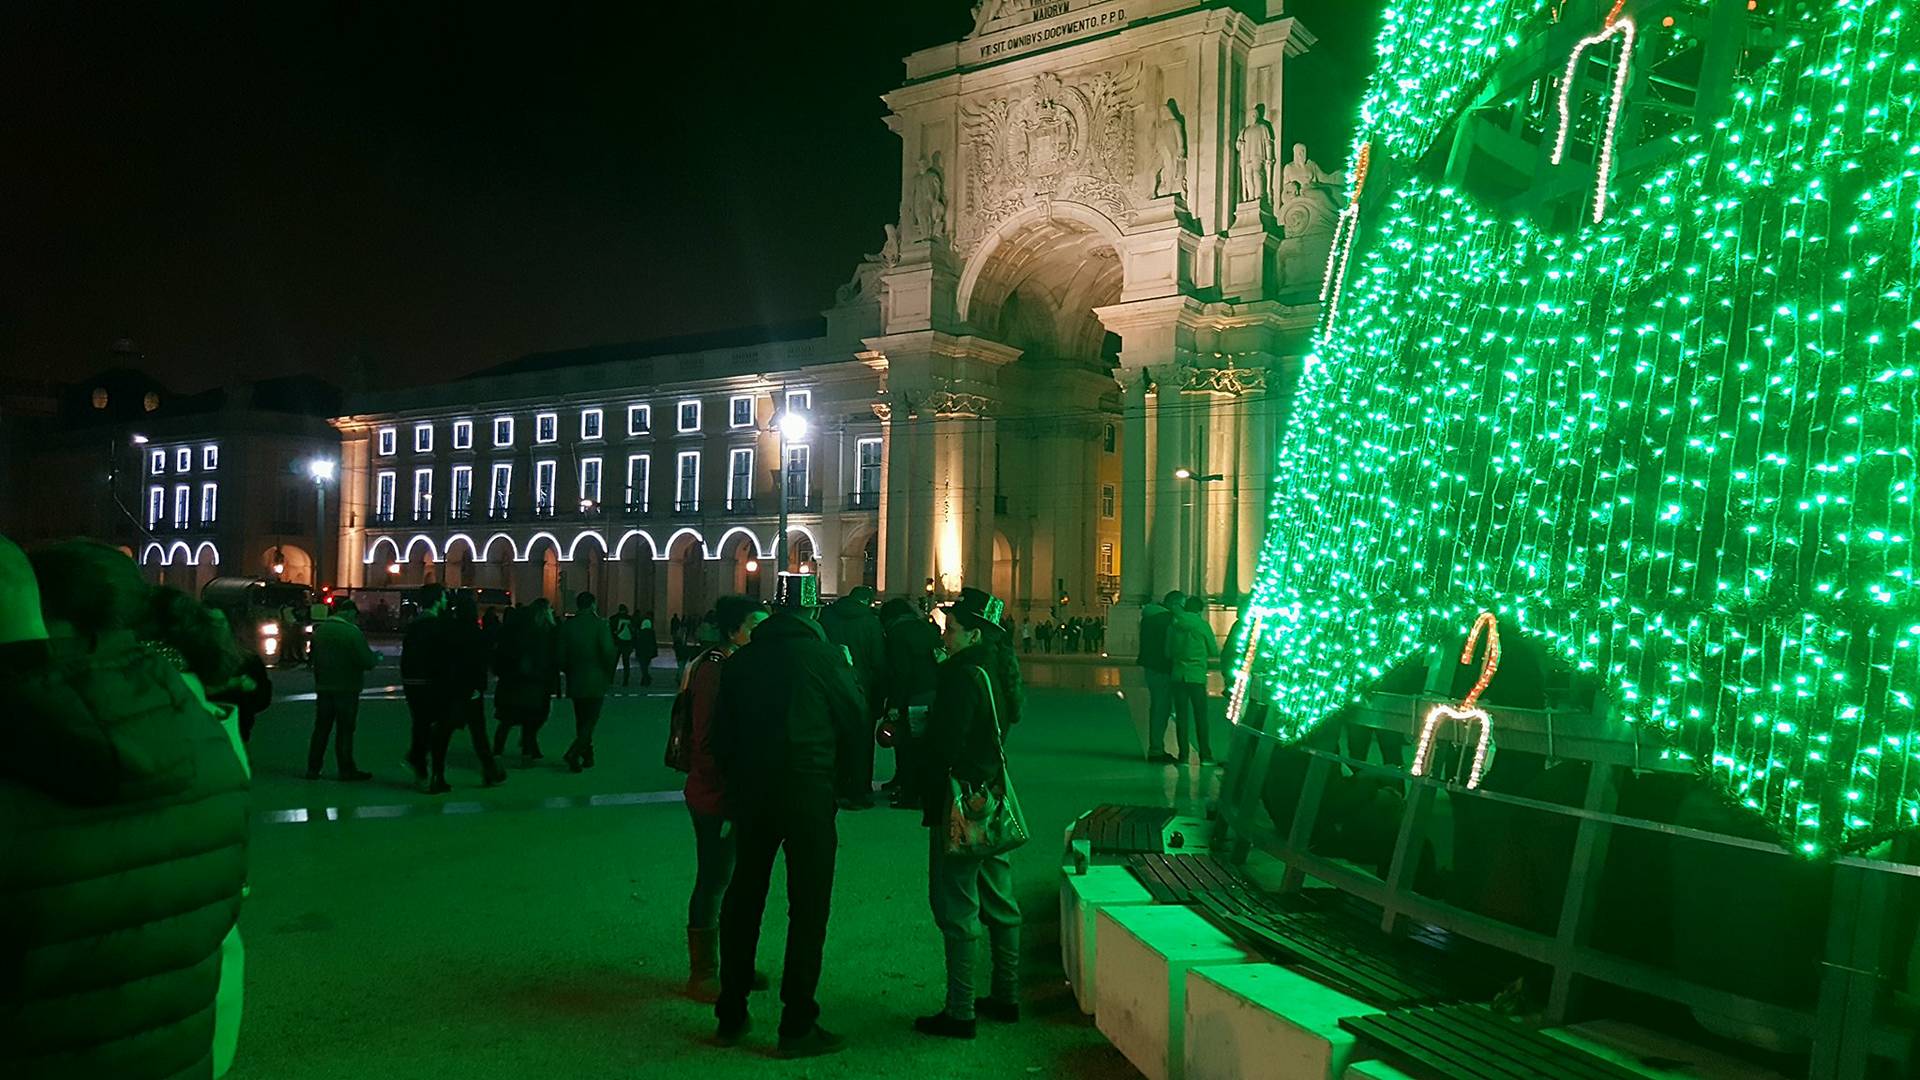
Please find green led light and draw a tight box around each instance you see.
[1235,0,1920,856]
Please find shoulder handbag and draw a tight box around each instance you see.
[944,666,1030,858]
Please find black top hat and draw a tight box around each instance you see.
[942,587,1006,637]
[773,572,820,610]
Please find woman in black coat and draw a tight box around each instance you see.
[914,587,1023,1039]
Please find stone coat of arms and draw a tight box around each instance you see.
[958,66,1139,253]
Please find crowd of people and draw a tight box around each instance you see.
[1012,613,1107,655]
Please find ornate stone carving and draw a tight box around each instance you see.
[925,390,995,418]
[871,402,893,422]
[958,65,1140,253]
[909,153,948,241]
[1275,144,1342,291]
[1235,104,1276,207]
[1151,98,1188,203]
[1183,364,1269,397]
[835,225,900,304]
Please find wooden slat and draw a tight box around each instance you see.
[1343,1006,1649,1080]
[1344,1012,1537,1080]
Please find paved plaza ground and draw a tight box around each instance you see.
[230,654,1218,1079]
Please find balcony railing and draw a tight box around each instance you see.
[673,500,701,516]
[412,508,435,524]
[531,505,556,520]
[448,508,473,524]
[624,500,651,516]
[725,498,758,515]
[372,510,396,526]
[781,493,820,513]
[847,491,879,511]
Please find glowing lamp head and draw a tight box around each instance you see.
[131,433,150,446]
[745,559,759,573]
[308,459,337,482]
[271,562,285,576]
[1174,467,1194,480]
[387,561,402,575]
[777,411,810,442]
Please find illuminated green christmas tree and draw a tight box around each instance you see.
[1235,0,1919,857]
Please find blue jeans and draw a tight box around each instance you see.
[687,806,734,930]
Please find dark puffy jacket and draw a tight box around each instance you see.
[818,597,886,717]
[493,617,559,714]
[918,643,1019,827]
[883,612,941,712]
[712,612,867,812]
[0,638,250,1080]
[1137,603,1175,671]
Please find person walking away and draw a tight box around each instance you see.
[2,539,249,1080]
[491,606,551,762]
[428,591,505,791]
[1165,594,1220,765]
[205,607,272,745]
[818,584,887,809]
[308,597,377,781]
[609,603,636,686]
[681,595,770,1001]
[557,591,616,772]
[1137,591,1182,763]
[400,584,451,786]
[880,597,940,810]
[914,586,1023,1039]
[710,573,866,1058]
[636,609,658,686]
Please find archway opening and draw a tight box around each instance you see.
[265,544,314,586]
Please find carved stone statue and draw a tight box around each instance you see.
[1152,97,1188,202]
[1235,103,1276,206]
[1282,143,1339,202]
[835,225,900,304]
[909,151,948,241]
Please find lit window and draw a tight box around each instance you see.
[1101,484,1116,519]
[626,455,650,512]
[149,449,166,475]
[202,444,219,470]
[176,448,193,472]
[490,463,513,516]
[147,486,165,529]
[413,468,433,520]
[783,444,811,508]
[415,424,433,453]
[200,482,219,525]
[452,419,473,450]
[627,403,651,436]
[676,451,700,511]
[375,471,396,520]
[580,457,603,506]
[493,417,514,448]
[377,427,397,456]
[581,408,604,441]
[451,465,473,517]
[856,437,883,496]
[677,400,701,433]
[1100,542,1116,576]
[785,389,812,413]
[729,395,755,429]
[535,412,558,444]
[1103,422,1117,454]
[728,448,755,508]
[534,460,557,513]
[173,485,192,528]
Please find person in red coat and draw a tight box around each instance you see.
[683,594,768,1001]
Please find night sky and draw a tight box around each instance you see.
[0,1,1381,392]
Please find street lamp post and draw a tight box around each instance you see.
[308,458,336,589]
[1174,468,1224,601]
[775,409,810,577]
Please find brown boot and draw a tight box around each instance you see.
[687,926,720,1003]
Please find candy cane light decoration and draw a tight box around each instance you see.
[1319,140,1371,329]
[1552,0,1637,224]
[1410,611,1501,789]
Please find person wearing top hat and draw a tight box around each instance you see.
[707,572,867,1059]
[913,586,1024,1039]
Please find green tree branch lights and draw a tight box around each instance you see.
[1238,0,1920,857]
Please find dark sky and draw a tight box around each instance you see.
[0,1,1380,392]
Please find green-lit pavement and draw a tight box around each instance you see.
[234,658,1218,1079]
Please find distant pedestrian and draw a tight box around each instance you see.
[636,609,658,686]
[710,573,866,1058]
[492,603,560,763]
[680,594,770,1002]
[400,584,451,786]
[1165,595,1219,765]
[819,585,887,810]
[610,603,636,685]
[307,597,376,781]
[205,607,272,745]
[1138,591,1182,763]
[914,586,1024,1039]
[556,591,616,772]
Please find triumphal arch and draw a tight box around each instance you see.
[834,0,1337,649]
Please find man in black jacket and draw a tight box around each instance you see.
[1137,591,1183,763]
[710,573,865,1059]
[880,598,941,809]
[819,584,886,809]
[400,584,450,787]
